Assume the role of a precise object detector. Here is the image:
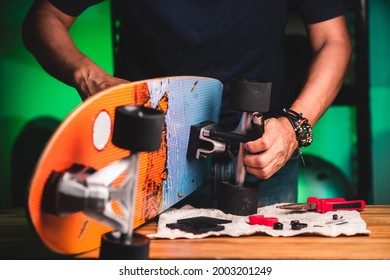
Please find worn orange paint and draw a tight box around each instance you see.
[27,80,168,255]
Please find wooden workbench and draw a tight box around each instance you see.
[1,206,389,259]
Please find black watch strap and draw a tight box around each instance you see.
[279,108,313,147]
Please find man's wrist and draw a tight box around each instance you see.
[278,108,313,148]
[73,60,108,98]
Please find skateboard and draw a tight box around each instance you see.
[26,76,223,256]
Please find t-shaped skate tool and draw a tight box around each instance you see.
[187,78,271,215]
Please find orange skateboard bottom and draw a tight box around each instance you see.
[27,76,223,254]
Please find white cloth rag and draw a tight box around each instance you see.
[147,204,371,239]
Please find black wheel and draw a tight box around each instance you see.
[99,232,150,260]
[112,106,165,152]
[230,78,271,113]
[217,180,259,216]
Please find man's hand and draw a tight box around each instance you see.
[243,15,352,180]
[244,117,298,179]
[22,0,130,101]
[75,69,130,100]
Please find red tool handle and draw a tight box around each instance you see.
[313,198,366,213]
[307,197,346,203]
[249,215,278,227]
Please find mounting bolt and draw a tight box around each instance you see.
[291,223,308,230]
[273,222,283,230]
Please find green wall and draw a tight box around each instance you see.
[297,0,390,203]
[0,0,114,208]
[1,0,389,209]
[369,0,390,204]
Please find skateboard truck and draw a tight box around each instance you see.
[41,106,165,259]
[188,78,271,216]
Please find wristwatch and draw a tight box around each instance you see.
[279,108,313,147]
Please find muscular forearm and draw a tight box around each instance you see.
[23,1,87,86]
[290,15,352,126]
[22,0,126,99]
[244,15,352,179]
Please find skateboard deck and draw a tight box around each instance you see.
[27,76,223,255]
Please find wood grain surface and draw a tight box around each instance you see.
[1,206,389,259]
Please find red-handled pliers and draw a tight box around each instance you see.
[276,197,366,213]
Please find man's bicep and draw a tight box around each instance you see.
[306,15,351,52]
[32,0,77,29]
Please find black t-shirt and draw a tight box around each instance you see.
[49,0,347,129]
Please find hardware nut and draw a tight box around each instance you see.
[291,223,308,230]
[273,222,283,230]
